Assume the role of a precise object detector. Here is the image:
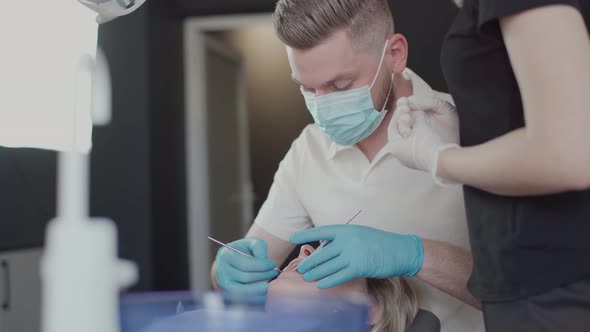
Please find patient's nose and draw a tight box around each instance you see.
[298,244,315,259]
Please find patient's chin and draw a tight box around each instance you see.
[267,272,367,300]
[267,273,320,298]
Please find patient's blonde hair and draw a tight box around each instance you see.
[273,0,394,54]
[368,277,418,332]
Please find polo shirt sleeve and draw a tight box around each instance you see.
[478,0,580,27]
[254,128,312,241]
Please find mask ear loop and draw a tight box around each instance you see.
[380,74,394,112]
[367,73,393,134]
[369,41,390,90]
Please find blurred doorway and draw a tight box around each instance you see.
[184,14,311,290]
[203,37,252,265]
[184,14,269,291]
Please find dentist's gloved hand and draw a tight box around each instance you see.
[388,94,460,186]
[289,225,423,289]
[215,237,279,294]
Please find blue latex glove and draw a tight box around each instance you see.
[215,237,279,295]
[289,225,424,289]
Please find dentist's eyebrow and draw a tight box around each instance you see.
[291,73,357,89]
[320,72,357,88]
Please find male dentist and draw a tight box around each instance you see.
[211,0,483,330]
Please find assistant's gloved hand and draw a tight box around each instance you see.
[388,94,460,186]
[289,225,424,289]
[215,237,279,295]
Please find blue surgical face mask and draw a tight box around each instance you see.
[300,42,393,146]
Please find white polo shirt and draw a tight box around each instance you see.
[254,69,484,332]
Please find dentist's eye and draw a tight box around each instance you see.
[333,83,353,91]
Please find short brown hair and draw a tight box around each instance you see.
[273,0,394,53]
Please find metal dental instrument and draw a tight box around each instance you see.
[294,210,362,272]
[316,209,362,250]
[208,236,282,273]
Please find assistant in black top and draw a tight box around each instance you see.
[441,0,590,302]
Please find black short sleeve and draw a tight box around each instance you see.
[478,0,581,27]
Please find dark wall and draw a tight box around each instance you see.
[0,149,56,251]
[95,4,154,291]
[146,0,189,291]
[175,0,276,15]
[390,0,459,92]
[96,0,189,291]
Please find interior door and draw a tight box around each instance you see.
[204,37,252,263]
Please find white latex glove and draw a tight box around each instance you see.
[388,94,460,186]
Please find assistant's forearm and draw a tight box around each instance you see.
[417,239,481,310]
[438,128,589,196]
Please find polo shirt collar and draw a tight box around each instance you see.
[326,141,355,159]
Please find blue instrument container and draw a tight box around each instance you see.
[119,291,371,332]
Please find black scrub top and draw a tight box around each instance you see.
[406,309,440,332]
[441,0,590,302]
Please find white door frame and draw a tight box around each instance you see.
[183,14,272,291]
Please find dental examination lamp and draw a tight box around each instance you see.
[40,1,147,332]
[78,0,147,23]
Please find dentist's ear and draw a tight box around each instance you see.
[385,34,409,75]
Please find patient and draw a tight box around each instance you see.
[140,246,439,332]
[268,245,438,332]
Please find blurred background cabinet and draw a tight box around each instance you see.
[0,249,42,332]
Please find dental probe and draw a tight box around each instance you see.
[316,209,362,251]
[208,236,282,273]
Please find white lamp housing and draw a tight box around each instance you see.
[40,49,139,332]
[78,0,148,24]
[40,3,148,332]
